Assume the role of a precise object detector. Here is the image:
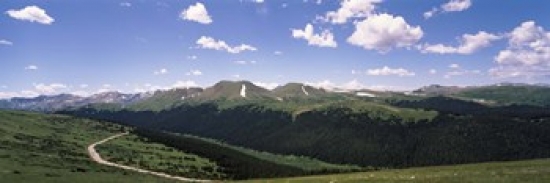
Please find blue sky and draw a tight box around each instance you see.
[1,0,549,98]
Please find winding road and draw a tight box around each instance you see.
[87,132,211,182]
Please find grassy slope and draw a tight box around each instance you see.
[454,86,550,106]
[95,133,226,179]
[240,158,550,183]
[0,110,175,183]
[178,134,361,172]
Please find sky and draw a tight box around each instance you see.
[1,0,550,98]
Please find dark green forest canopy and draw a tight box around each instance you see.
[60,97,550,169]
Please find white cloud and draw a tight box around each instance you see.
[187,55,198,60]
[180,2,212,24]
[70,90,91,97]
[306,80,337,90]
[120,2,132,7]
[366,66,415,77]
[232,74,241,78]
[33,83,67,94]
[306,80,414,91]
[253,82,279,90]
[234,60,257,65]
[186,69,203,76]
[449,63,460,69]
[424,0,471,19]
[442,0,472,12]
[490,21,550,78]
[306,79,368,91]
[6,6,54,25]
[340,79,366,90]
[252,0,265,3]
[320,0,382,24]
[0,40,13,46]
[423,8,437,19]
[25,65,38,70]
[291,23,337,48]
[133,83,165,93]
[444,69,481,79]
[420,31,501,54]
[348,13,423,53]
[429,69,437,74]
[274,51,283,55]
[172,80,199,88]
[0,92,19,99]
[153,68,168,75]
[196,36,257,53]
[80,84,89,88]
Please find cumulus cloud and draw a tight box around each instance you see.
[25,65,38,70]
[0,92,19,99]
[291,24,337,48]
[420,31,501,54]
[306,79,369,91]
[444,69,481,79]
[340,79,366,90]
[234,60,257,65]
[424,0,471,19]
[253,82,279,90]
[306,80,337,90]
[429,69,437,74]
[33,83,67,94]
[442,0,472,12]
[180,2,212,24]
[449,63,460,69]
[366,66,415,77]
[6,6,54,25]
[347,13,423,53]
[186,69,203,76]
[153,68,168,75]
[490,21,550,79]
[320,0,382,24]
[172,80,199,88]
[196,36,257,53]
[0,40,13,46]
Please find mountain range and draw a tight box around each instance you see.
[1,80,549,112]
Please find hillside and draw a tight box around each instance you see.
[239,158,550,183]
[272,83,326,98]
[62,97,550,169]
[1,110,361,182]
[197,80,274,101]
[129,88,203,111]
[453,85,550,106]
[0,110,172,182]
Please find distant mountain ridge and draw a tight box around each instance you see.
[1,81,549,111]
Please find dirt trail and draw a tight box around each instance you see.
[88,132,211,182]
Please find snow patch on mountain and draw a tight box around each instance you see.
[240,84,246,98]
[301,85,309,96]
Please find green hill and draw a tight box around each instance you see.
[238,158,550,183]
[454,85,550,106]
[272,83,326,98]
[129,88,203,111]
[0,110,173,182]
[197,80,274,101]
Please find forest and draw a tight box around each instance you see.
[60,97,550,169]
